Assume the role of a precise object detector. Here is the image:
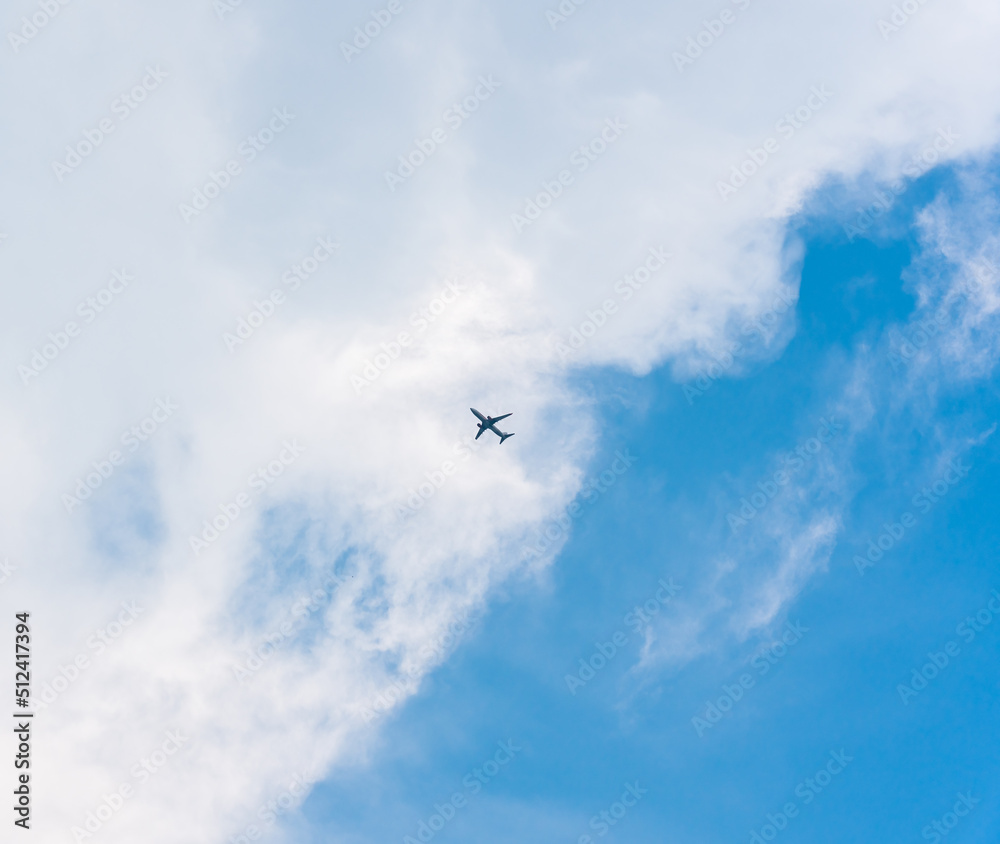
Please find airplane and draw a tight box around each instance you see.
[470,408,514,443]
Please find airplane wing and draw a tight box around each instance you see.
[470,408,488,423]
[490,412,512,423]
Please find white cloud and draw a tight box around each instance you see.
[638,160,1000,676]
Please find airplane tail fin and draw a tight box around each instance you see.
[500,432,514,444]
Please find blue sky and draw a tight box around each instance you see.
[287,162,1000,844]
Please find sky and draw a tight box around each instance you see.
[1,1,999,843]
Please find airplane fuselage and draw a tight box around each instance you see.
[470,408,514,443]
